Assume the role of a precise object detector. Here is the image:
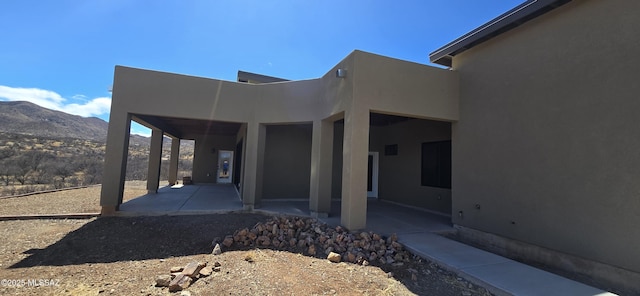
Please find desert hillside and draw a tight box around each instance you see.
[0,101,193,197]
[0,101,108,141]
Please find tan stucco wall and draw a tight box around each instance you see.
[452,0,640,272]
[370,118,452,213]
[353,52,458,121]
[113,76,316,126]
[262,124,313,199]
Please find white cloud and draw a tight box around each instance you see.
[0,85,111,118]
[65,97,111,117]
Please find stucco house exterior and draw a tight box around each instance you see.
[101,0,639,292]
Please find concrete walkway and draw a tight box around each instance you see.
[118,184,616,296]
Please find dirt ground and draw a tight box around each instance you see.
[0,181,148,215]
[0,186,493,296]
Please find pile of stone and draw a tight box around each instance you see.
[217,216,412,266]
[155,261,221,292]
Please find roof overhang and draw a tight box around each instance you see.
[429,0,572,67]
[132,114,242,140]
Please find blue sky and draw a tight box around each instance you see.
[0,0,523,136]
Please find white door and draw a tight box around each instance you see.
[217,150,234,184]
[367,152,379,198]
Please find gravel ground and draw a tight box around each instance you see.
[0,185,494,296]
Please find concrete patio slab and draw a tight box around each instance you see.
[179,184,243,211]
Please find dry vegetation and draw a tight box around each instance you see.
[0,132,193,197]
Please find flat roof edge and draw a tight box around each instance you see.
[237,70,289,83]
[429,0,572,67]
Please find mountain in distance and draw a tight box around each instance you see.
[0,101,155,147]
[0,101,110,141]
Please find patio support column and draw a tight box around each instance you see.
[168,137,180,185]
[309,119,333,218]
[147,128,164,194]
[242,122,266,210]
[341,107,369,230]
[100,111,131,215]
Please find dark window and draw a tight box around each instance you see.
[384,144,398,156]
[421,141,451,189]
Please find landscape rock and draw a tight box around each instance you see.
[199,266,213,277]
[307,244,316,256]
[347,252,356,263]
[206,215,413,270]
[212,243,222,255]
[394,253,403,262]
[182,261,206,278]
[155,274,172,287]
[169,274,193,292]
[327,252,341,263]
[170,266,184,273]
[222,236,234,248]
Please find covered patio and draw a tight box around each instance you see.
[117,183,453,235]
[101,50,459,230]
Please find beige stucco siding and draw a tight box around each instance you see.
[113,67,255,123]
[113,67,334,125]
[262,124,313,199]
[353,51,459,122]
[452,0,640,272]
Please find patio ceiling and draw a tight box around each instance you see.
[132,114,242,139]
[131,113,412,139]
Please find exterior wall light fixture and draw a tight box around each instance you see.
[336,68,347,78]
